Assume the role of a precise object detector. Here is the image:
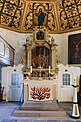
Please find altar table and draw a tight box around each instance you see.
[22,80,57,103]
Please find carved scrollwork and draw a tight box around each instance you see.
[24,2,57,32]
[57,0,81,31]
[0,0,26,29]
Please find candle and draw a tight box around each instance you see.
[30,66,32,73]
[74,77,76,86]
[49,66,50,73]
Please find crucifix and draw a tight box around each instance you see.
[38,65,43,80]
[73,40,81,60]
[38,54,43,80]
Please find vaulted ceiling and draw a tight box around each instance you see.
[0,0,81,33]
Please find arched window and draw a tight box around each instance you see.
[62,74,70,86]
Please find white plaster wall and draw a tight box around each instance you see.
[0,27,81,67]
[0,28,31,65]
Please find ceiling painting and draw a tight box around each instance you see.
[23,2,57,32]
[0,0,81,33]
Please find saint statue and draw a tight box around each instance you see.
[35,8,46,26]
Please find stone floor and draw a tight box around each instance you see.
[0,101,81,122]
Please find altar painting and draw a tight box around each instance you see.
[31,46,50,77]
[31,46,50,68]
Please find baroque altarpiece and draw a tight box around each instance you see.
[21,26,60,79]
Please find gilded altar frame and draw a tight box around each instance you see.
[21,26,60,78]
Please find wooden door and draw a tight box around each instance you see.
[58,72,73,102]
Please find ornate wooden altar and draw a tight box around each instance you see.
[21,26,60,103]
[21,26,60,79]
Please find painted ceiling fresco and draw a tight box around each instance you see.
[0,0,81,33]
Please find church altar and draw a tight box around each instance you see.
[21,26,59,103]
[23,79,57,103]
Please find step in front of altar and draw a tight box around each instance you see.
[20,102,60,111]
[13,110,66,118]
[13,102,67,118]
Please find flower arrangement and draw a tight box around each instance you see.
[23,71,30,77]
[49,71,55,77]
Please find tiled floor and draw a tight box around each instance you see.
[0,101,81,122]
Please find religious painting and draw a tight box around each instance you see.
[34,26,47,43]
[36,30,45,40]
[31,46,50,68]
[33,5,47,26]
[68,33,81,64]
[24,2,57,32]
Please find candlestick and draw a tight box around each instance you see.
[71,76,80,119]
[49,66,50,73]
[74,77,76,86]
[30,66,32,73]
